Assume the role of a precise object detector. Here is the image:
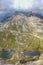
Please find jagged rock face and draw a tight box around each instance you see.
[0,14,43,38]
[0,14,43,52]
[28,16,43,38]
[0,14,30,32]
[0,14,43,64]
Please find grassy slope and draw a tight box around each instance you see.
[0,28,43,52]
[0,15,43,53]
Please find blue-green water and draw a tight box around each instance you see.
[0,49,15,59]
[22,51,40,57]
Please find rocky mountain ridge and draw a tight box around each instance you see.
[0,14,43,38]
[0,14,43,51]
[0,13,43,64]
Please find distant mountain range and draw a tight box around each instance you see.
[0,10,43,22]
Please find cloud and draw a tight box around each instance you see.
[33,0,43,8]
[0,0,14,16]
[13,0,34,10]
[32,0,43,15]
[0,0,13,12]
[0,0,43,17]
[0,0,43,11]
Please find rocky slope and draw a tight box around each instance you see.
[0,14,43,49]
[0,14,43,64]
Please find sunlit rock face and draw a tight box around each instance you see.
[0,13,43,54]
[28,16,43,38]
[0,13,43,64]
[0,14,43,38]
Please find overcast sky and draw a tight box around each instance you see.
[0,0,43,15]
[0,0,43,10]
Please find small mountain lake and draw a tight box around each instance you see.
[0,49,16,59]
[21,51,40,57]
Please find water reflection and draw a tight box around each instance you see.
[0,49,16,59]
[21,51,40,57]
